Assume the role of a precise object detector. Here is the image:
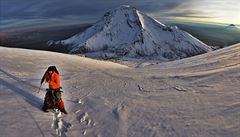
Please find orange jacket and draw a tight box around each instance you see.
[45,71,60,89]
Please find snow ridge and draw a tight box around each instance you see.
[49,5,212,61]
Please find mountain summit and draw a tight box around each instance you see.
[48,5,211,60]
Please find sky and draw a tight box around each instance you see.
[0,0,239,30]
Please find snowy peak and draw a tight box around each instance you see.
[49,5,212,61]
[104,5,140,23]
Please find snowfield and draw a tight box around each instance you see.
[0,43,240,137]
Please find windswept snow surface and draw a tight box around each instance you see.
[49,5,211,61]
[0,44,240,137]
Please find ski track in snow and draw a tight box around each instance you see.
[51,110,71,137]
[0,69,45,137]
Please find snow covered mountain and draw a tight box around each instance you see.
[48,5,212,60]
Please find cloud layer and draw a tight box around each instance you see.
[1,0,239,28]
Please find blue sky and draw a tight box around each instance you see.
[0,0,239,30]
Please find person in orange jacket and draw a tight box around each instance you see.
[40,66,67,114]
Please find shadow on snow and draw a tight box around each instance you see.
[0,68,43,110]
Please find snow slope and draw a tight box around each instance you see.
[0,43,239,137]
[49,5,211,61]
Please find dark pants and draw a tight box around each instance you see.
[42,88,64,110]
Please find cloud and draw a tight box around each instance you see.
[1,0,188,19]
[1,0,239,27]
[163,10,219,19]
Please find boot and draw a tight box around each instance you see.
[60,108,68,114]
[42,106,49,112]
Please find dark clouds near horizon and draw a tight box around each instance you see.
[1,0,187,20]
[1,0,239,29]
